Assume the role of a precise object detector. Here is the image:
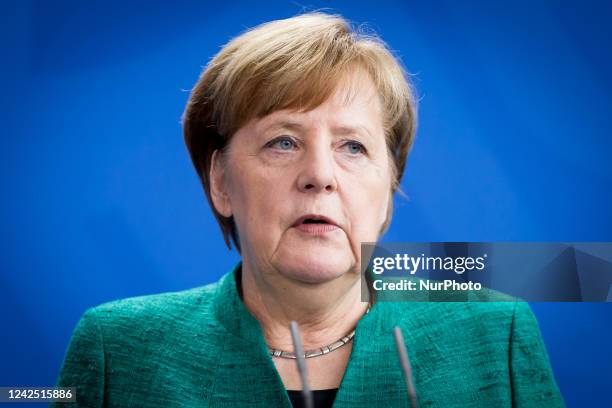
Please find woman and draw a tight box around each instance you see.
[53,12,565,407]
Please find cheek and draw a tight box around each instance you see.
[342,171,391,240]
[227,160,291,234]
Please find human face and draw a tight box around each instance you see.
[211,71,392,284]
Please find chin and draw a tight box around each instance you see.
[269,232,358,284]
[274,253,355,284]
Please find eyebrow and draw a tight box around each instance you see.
[262,120,305,134]
[331,124,374,139]
[262,120,375,140]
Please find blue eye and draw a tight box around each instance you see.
[345,141,366,155]
[268,137,296,151]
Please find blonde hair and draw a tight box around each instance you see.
[183,12,417,251]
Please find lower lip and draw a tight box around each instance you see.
[294,223,339,235]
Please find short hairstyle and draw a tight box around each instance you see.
[182,12,417,251]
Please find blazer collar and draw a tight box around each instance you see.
[210,261,414,407]
[213,262,267,345]
[212,262,388,342]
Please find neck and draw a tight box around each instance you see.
[239,259,370,351]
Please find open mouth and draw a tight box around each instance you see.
[302,219,329,224]
[293,215,339,235]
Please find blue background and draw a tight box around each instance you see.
[1,1,610,406]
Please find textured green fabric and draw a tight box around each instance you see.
[52,263,565,407]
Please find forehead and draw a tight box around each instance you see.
[252,70,384,135]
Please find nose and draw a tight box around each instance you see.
[296,141,338,194]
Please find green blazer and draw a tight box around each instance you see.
[53,263,565,407]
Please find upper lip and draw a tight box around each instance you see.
[292,214,339,228]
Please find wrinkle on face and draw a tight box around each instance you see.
[220,68,392,285]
